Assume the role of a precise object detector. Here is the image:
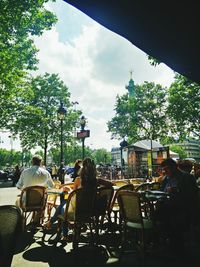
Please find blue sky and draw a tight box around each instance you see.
[1,0,175,152]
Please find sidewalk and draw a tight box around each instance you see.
[1,186,200,267]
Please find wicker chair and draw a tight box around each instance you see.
[149,182,161,190]
[94,186,114,234]
[19,185,47,229]
[135,182,151,192]
[113,180,129,187]
[109,183,135,226]
[0,205,22,267]
[57,187,97,249]
[117,191,154,264]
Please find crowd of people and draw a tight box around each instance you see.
[13,154,200,248]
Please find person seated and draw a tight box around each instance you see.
[44,157,97,242]
[16,155,54,224]
[177,159,193,174]
[71,159,82,182]
[153,158,198,250]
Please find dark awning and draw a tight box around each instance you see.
[64,1,200,84]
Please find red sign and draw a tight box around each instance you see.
[77,130,90,139]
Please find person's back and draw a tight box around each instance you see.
[73,157,97,190]
[16,155,54,189]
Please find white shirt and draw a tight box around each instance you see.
[16,165,54,189]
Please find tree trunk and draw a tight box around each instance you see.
[44,136,48,167]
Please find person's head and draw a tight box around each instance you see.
[32,155,42,166]
[75,159,82,167]
[178,160,193,173]
[81,157,97,188]
[161,158,178,177]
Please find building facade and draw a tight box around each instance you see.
[175,139,200,163]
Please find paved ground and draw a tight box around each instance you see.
[1,185,200,267]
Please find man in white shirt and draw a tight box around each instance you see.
[16,155,54,189]
[16,155,54,225]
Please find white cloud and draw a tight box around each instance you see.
[32,1,175,151]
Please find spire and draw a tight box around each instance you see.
[130,70,133,79]
[125,70,135,97]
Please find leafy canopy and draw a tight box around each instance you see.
[0,0,57,124]
[107,81,168,144]
[9,73,80,156]
[168,74,200,139]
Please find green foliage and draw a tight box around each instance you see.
[108,82,168,144]
[169,144,187,159]
[48,145,111,166]
[0,0,57,125]
[0,148,23,168]
[92,148,111,165]
[168,74,200,139]
[147,55,161,66]
[8,73,81,165]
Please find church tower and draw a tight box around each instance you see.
[125,70,135,97]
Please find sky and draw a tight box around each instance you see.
[0,0,175,152]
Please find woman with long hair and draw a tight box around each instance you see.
[44,157,97,241]
[73,157,97,189]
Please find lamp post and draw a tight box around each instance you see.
[72,101,79,161]
[76,115,90,160]
[119,139,128,179]
[57,102,67,182]
[80,115,86,160]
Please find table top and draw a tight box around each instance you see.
[144,190,169,201]
[47,188,69,195]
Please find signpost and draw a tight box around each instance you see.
[77,116,90,159]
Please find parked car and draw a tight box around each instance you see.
[0,170,14,182]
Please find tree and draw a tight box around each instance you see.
[0,0,57,125]
[93,148,111,165]
[108,81,168,144]
[0,148,23,168]
[169,144,187,159]
[168,74,200,139]
[9,73,80,165]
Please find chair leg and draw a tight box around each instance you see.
[88,222,95,245]
[73,223,80,249]
[119,223,127,262]
[140,230,146,267]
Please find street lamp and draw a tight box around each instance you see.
[80,115,86,159]
[72,101,79,161]
[57,102,67,172]
[76,115,90,160]
[119,139,128,179]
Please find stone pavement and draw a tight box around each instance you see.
[1,186,200,267]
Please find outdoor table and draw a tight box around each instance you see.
[47,188,64,195]
[145,190,169,201]
[47,188,70,203]
[138,190,170,218]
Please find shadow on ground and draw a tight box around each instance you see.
[13,225,200,267]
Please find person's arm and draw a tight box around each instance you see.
[73,177,81,190]
[46,172,55,189]
[16,171,24,189]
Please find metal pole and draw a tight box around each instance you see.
[120,147,123,179]
[60,119,63,165]
[150,139,153,179]
[82,137,85,160]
